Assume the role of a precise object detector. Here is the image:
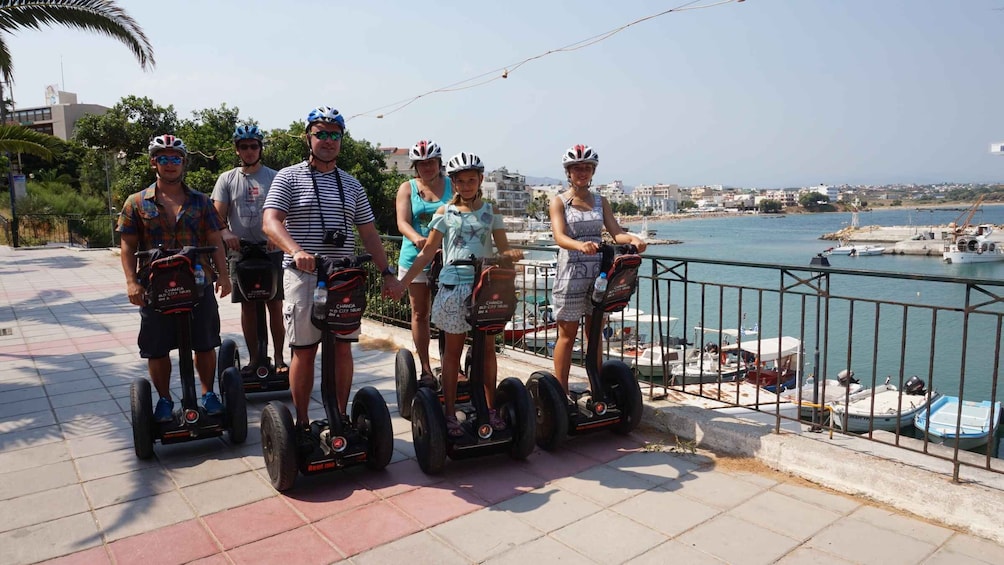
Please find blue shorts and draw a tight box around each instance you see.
[138,288,221,358]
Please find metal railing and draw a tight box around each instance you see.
[368,237,1004,482]
[2,213,118,248]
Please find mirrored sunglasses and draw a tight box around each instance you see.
[309,131,343,141]
[155,155,183,165]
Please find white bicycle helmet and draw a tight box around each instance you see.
[445,152,484,175]
[148,134,187,157]
[409,139,442,162]
[561,144,599,168]
[305,106,345,130]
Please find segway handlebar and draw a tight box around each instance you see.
[449,254,514,269]
[314,253,372,271]
[135,245,217,261]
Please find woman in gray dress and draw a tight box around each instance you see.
[548,144,647,399]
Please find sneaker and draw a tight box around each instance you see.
[419,371,437,389]
[488,409,507,431]
[154,397,174,423]
[201,391,223,415]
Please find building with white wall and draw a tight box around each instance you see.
[8,89,108,140]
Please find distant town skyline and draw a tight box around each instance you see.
[9,1,1004,187]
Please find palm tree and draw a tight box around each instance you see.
[0,0,155,86]
[0,124,56,159]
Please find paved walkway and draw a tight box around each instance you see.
[1,246,1002,565]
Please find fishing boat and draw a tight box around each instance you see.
[730,336,802,391]
[778,369,864,419]
[943,224,1004,264]
[914,395,1002,450]
[514,259,557,291]
[503,301,556,341]
[828,376,939,433]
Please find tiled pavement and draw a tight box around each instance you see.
[1,246,1003,565]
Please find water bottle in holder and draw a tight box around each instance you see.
[194,264,206,286]
[313,280,328,320]
[591,271,608,303]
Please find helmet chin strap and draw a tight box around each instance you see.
[240,156,261,168]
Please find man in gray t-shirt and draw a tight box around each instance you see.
[212,125,286,375]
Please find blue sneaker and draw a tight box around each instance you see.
[202,391,223,415]
[154,397,174,423]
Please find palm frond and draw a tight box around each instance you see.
[0,0,155,84]
[0,124,57,159]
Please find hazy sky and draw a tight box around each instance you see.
[8,0,1004,188]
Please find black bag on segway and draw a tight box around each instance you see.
[313,267,368,334]
[427,249,443,289]
[597,253,642,313]
[465,263,518,334]
[145,254,201,314]
[233,245,279,302]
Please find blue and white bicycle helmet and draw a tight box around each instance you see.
[409,139,442,162]
[148,134,187,157]
[233,125,264,142]
[445,152,484,175]
[305,106,345,130]
[561,144,599,168]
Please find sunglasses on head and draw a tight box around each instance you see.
[155,155,183,165]
[308,131,343,141]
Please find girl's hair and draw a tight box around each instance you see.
[449,187,483,206]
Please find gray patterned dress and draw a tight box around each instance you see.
[552,193,604,321]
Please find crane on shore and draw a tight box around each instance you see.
[947,195,985,236]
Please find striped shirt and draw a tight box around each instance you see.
[263,161,376,267]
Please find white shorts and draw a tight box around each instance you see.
[430,283,473,335]
[283,268,360,347]
[399,268,429,285]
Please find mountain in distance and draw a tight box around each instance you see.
[525,175,565,186]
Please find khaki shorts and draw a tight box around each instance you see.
[283,268,360,347]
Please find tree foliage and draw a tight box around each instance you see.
[799,191,828,210]
[759,199,783,213]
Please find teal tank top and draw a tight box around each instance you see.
[399,177,452,269]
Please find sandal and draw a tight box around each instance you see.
[446,415,464,438]
[419,371,437,389]
[275,362,289,375]
[488,409,507,431]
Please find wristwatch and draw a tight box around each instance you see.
[381,266,397,277]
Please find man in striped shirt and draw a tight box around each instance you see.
[263,106,404,435]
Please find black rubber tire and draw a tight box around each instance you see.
[395,349,418,421]
[218,339,239,380]
[602,360,643,435]
[411,387,447,474]
[130,378,155,460]
[496,377,537,460]
[351,386,394,470]
[528,371,568,451]
[222,367,247,444]
[261,401,298,491]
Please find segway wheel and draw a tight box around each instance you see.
[527,371,568,451]
[395,349,418,421]
[261,401,298,491]
[130,378,155,460]
[602,361,643,435]
[496,377,536,461]
[411,388,447,474]
[351,386,394,470]
[218,339,240,379]
[222,367,247,444]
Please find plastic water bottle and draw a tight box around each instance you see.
[591,272,608,303]
[312,281,328,319]
[194,264,206,286]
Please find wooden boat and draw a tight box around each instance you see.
[828,377,939,433]
[914,395,1002,450]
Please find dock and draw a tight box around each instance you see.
[821,224,1004,256]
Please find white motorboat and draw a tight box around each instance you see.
[825,244,885,257]
[514,259,557,291]
[779,370,864,419]
[829,377,940,433]
[943,224,1004,264]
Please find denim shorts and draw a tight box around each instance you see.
[431,283,474,335]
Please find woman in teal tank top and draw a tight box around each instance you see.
[395,140,453,383]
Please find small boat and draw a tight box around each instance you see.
[825,244,885,257]
[730,336,802,391]
[829,376,939,433]
[914,395,1003,450]
[779,370,864,419]
[503,302,556,341]
[514,259,557,291]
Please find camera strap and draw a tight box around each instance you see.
[309,166,349,242]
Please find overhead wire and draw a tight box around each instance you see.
[347,0,744,121]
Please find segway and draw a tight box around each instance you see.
[395,250,472,420]
[410,256,536,474]
[218,240,289,393]
[528,244,644,451]
[259,253,393,491]
[130,246,248,459]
